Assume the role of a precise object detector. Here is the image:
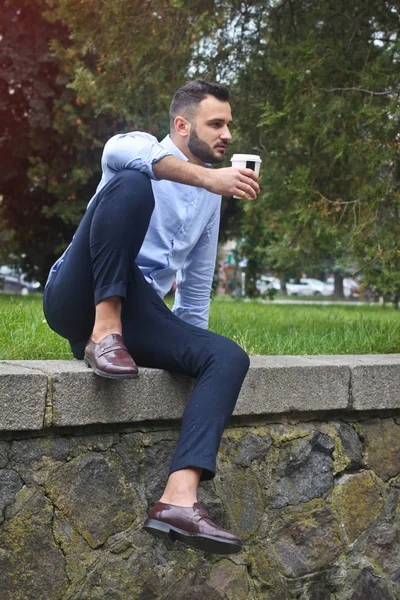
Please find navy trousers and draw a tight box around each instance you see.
[43,170,250,481]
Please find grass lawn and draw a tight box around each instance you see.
[0,294,399,360]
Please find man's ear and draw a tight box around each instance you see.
[174,115,191,138]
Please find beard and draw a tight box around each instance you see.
[188,126,226,164]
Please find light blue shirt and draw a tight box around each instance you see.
[46,132,221,329]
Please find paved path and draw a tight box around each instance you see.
[243,298,378,306]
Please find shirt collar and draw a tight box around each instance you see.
[160,135,189,162]
[160,134,212,169]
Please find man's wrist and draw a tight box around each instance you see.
[195,165,212,190]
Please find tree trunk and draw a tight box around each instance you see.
[334,273,344,299]
[279,278,287,296]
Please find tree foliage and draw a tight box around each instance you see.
[220,1,400,296]
[45,0,217,133]
[1,0,131,281]
[0,0,221,281]
[1,0,400,301]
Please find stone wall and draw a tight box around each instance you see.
[1,356,400,600]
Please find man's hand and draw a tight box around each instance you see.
[202,167,260,200]
[152,155,260,199]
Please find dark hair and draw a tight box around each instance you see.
[169,79,229,128]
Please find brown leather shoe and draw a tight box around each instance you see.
[84,333,139,379]
[143,501,242,554]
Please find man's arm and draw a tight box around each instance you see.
[102,132,172,180]
[152,156,259,200]
[172,207,221,329]
[103,131,259,200]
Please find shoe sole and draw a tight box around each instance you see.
[84,356,139,380]
[143,518,242,555]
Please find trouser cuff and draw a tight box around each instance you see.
[94,282,127,305]
[168,461,216,482]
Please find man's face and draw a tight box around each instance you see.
[187,95,232,165]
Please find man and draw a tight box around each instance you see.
[44,79,259,554]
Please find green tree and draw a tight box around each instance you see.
[4,0,400,299]
[0,0,222,282]
[0,0,126,282]
[45,0,217,133]
[191,1,400,296]
[228,0,400,297]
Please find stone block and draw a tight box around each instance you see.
[269,431,335,509]
[359,418,400,481]
[2,355,400,430]
[328,471,384,544]
[351,355,400,410]
[0,441,9,468]
[0,412,399,598]
[364,522,400,583]
[144,438,179,507]
[45,451,143,548]
[40,361,174,427]
[220,431,273,467]
[0,362,47,430]
[22,360,193,427]
[208,560,249,600]
[215,463,265,539]
[271,499,342,578]
[333,421,363,473]
[351,567,394,600]
[0,487,68,600]
[0,469,23,523]
[237,356,351,415]
[10,437,71,485]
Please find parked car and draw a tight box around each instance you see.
[255,276,280,295]
[300,278,334,296]
[286,280,315,296]
[256,277,333,297]
[0,266,41,295]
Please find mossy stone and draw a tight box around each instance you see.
[216,463,264,539]
[351,567,393,600]
[359,419,400,481]
[328,471,384,544]
[45,450,142,548]
[208,560,249,599]
[0,440,9,468]
[320,422,363,475]
[270,499,342,578]
[269,432,334,509]
[0,487,68,600]
[0,469,23,523]
[220,430,272,467]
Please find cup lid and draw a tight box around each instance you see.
[230,154,262,162]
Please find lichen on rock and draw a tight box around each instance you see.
[328,471,384,545]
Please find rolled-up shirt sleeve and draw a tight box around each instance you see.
[172,205,221,329]
[102,132,172,180]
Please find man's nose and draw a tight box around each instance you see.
[220,126,232,141]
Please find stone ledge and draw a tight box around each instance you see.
[1,355,400,431]
[0,363,48,430]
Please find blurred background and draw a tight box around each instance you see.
[1,0,399,305]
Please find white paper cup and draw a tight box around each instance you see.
[230,154,262,198]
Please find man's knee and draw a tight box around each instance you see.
[113,169,153,194]
[212,337,250,374]
[113,169,154,200]
[115,169,150,185]
[230,341,250,373]
[104,170,155,221]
